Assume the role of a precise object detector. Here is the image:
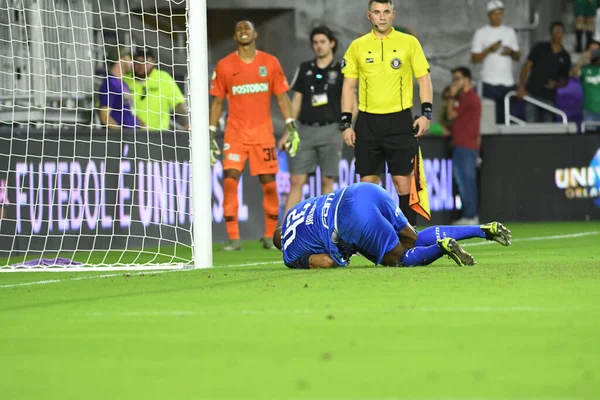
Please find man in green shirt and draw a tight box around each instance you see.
[581,49,600,132]
[122,47,189,131]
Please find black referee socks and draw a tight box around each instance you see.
[399,194,417,226]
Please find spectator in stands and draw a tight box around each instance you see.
[439,85,454,136]
[518,21,572,123]
[575,47,600,132]
[574,0,598,53]
[471,0,520,124]
[570,40,600,77]
[123,47,189,131]
[446,67,482,225]
[98,47,143,130]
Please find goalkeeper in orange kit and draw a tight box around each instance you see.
[209,20,300,251]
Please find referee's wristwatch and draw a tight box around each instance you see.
[340,112,352,131]
[422,102,433,120]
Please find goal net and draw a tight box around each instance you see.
[0,0,210,271]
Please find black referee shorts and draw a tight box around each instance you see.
[354,109,415,177]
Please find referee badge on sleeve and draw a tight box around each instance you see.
[390,58,402,69]
[341,58,347,69]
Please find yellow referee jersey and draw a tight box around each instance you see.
[342,29,430,114]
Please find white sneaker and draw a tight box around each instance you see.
[452,217,470,225]
[465,216,480,225]
[453,216,479,225]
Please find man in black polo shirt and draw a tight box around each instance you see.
[517,21,572,123]
[280,26,351,214]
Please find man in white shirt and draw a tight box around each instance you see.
[471,0,521,124]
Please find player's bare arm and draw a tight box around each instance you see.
[309,254,337,269]
[380,243,407,267]
[290,91,302,120]
[398,224,418,249]
[341,77,358,147]
[351,91,359,121]
[276,92,300,157]
[283,253,337,269]
[277,92,301,150]
[413,73,432,137]
[98,107,120,130]
[276,92,294,121]
[209,96,224,128]
[175,102,190,130]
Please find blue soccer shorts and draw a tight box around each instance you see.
[335,183,408,265]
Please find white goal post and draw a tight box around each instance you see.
[0,0,212,271]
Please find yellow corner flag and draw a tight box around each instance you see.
[409,142,431,221]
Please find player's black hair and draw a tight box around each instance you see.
[133,47,156,61]
[234,19,256,32]
[451,66,472,80]
[273,226,282,251]
[369,0,393,9]
[549,21,565,34]
[587,40,600,50]
[310,25,339,54]
[106,46,131,69]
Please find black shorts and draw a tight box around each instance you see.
[354,110,415,176]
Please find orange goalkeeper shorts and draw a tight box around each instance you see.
[222,140,278,176]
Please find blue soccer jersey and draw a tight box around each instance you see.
[281,183,409,267]
[335,183,408,265]
[281,187,349,267]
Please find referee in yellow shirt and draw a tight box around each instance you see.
[340,0,433,225]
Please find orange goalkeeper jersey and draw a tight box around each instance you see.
[210,51,290,145]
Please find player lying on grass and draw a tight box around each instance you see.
[273,182,511,269]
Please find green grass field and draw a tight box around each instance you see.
[0,222,599,400]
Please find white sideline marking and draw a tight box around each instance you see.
[0,261,283,289]
[80,305,588,318]
[0,271,172,289]
[0,231,596,289]
[285,397,576,400]
[219,260,282,268]
[0,265,186,273]
[462,231,598,247]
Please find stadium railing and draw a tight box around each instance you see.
[582,121,600,133]
[504,91,569,126]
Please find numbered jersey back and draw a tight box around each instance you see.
[281,190,346,267]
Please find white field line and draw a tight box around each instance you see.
[287,397,578,400]
[0,270,173,288]
[78,305,590,318]
[0,231,596,289]
[218,261,282,268]
[242,397,578,400]
[0,261,282,273]
[462,231,598,247]
[0,261,283,289]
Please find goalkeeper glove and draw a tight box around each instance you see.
[209,126,221,166]
[284,119,300,158]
